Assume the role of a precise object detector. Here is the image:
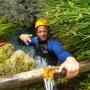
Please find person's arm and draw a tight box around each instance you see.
[27,37,37,45]
[59,56,79,79]
[50,40,79,79]
[50,40,71,62]
[19,34,36,45]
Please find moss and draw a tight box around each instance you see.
[0,43,14,63]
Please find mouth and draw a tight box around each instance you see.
[42,35,47,38]
[40,36,47,40]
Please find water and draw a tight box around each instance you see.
[34,56,56,90]
[35,56,48,68]
[44,78,55,90]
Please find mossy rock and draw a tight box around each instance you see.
[0,43,14,63]
[0,0,43,27]
[0,42,36,76]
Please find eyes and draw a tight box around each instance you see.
[36,26,48,34]
[38,30,47,33]
[37,29,48,34]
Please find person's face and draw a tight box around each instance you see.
[36,26,48,41]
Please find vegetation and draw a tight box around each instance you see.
[0,18,17,40]
[43,0,90,89]
[0,0,90,89]
[43,0,90,61]
[0,19,36,76]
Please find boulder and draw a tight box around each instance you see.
[0,0,43,27]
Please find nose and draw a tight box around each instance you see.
[41,31,45,35]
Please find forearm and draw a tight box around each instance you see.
[59,56,79,79]
[64,56,77,63]
[19,34,35,45]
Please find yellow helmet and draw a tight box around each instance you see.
[35,18,48,28]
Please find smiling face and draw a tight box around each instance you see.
[36,26,48,41]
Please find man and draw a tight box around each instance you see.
[19,18,79,79]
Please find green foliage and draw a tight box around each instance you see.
[43,0,90,61]
[0,44,14,63]
[0,18,36,76]
[0,57,36,76]
[0,18,18,40]
[0,44,36,76]
[43,0,90,89]
[79,72,90,90]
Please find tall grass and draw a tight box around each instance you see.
[43,0,90,60]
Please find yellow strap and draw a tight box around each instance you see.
[43,66,58,80]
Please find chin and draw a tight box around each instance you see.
[41,38,47,41]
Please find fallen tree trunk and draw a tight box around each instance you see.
[0,60,90,90]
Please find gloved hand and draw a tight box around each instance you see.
[58,56,79,79]
[19,34,32,45]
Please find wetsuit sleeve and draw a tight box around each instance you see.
[27,37,37,45]
[51,40,72,62]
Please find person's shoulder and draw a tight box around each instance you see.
[48,38,62,45]
[48,38,62,51]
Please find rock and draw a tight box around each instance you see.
[0,50,36,76]
[10,50,36,64]
[0,43,14,63]
[9,50,36,73]
[0,0,43,27]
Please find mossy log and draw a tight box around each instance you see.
[0,60,90,90]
